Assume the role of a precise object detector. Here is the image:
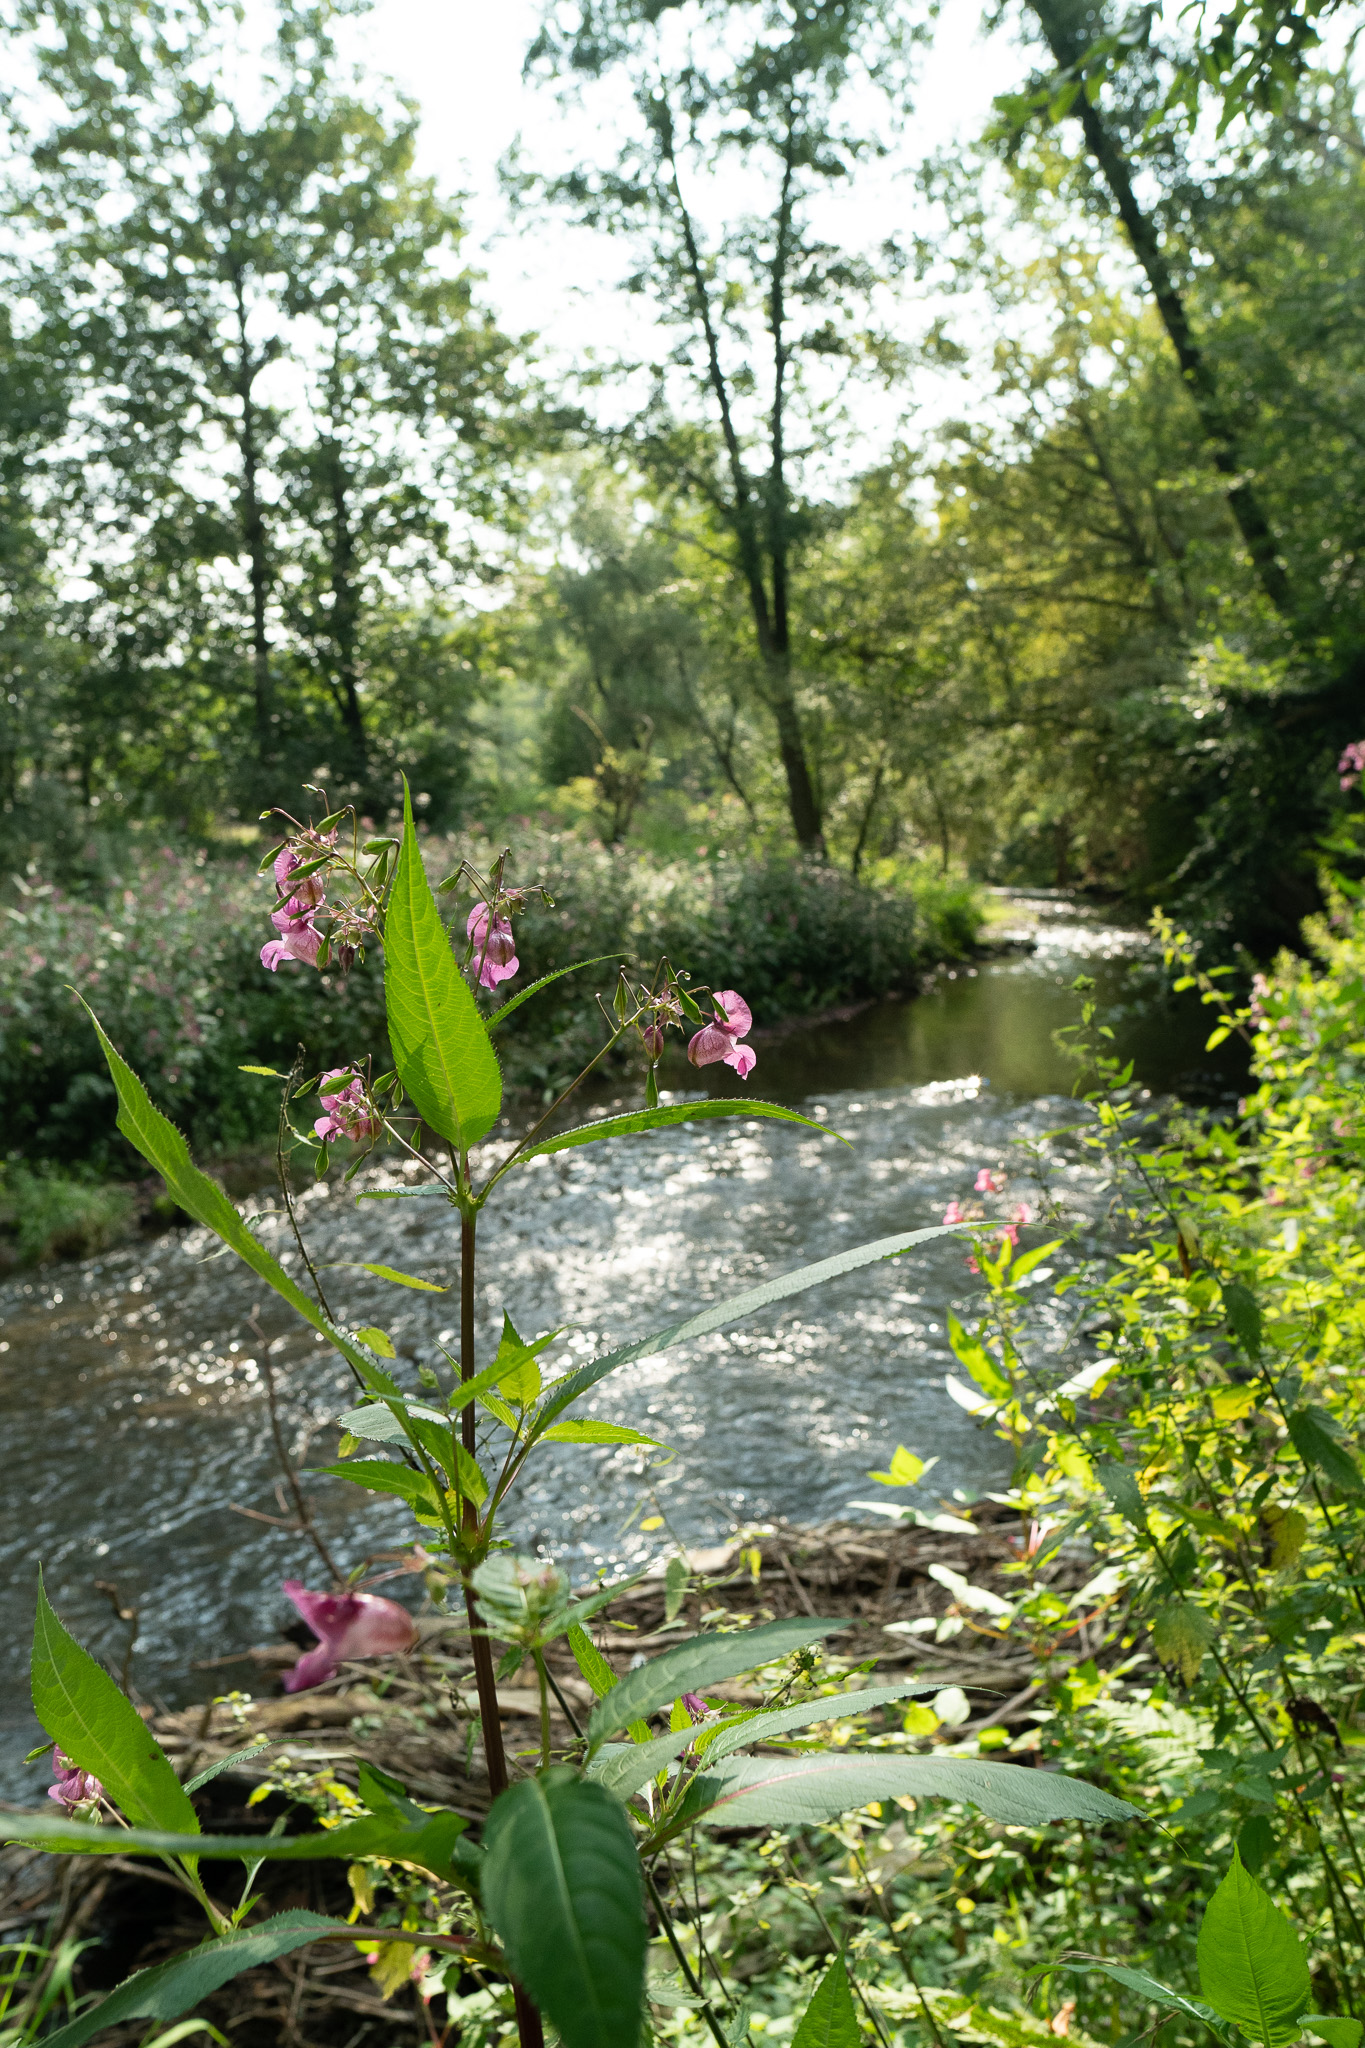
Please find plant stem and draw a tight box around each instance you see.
[455,1208,542,2048]
[645,1864,731,2048]
[533,1650,552,1769]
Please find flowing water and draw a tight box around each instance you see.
[0,894,1241,1795]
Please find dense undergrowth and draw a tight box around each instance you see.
[0,832,979,1260]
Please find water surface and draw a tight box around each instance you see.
[0,895,1236,1794]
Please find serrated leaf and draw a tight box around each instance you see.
[1098,1460,1149,1529]
[482,1768,646,2048]
[76,1003,395,1397]
[1288,1408,1364,1494]
[665,1555,688,1623]
[1197,1850,1310,2045]
[704,1683,936,1765]
[0,1810,472,1885]
[531,1223,966,1444]
[355,1326,395,1357]
[516,1098,844,1165]
[386,780,501,1152]
[588,1726,705,1799]
[32,1573,199,1845]
[1049,1959,1227,2035]
[568,1624,652,1746]
[1304,2019,1364,2048]
[792,1955,859,2048]
[588,1618,845,1747]
[485,954,625,1027]
[540,1421,665,1446]
[661,1752,1138,1841]
[1223,1281,1263,1356]
[313,1460,444,1516]
[1152,1602,1217,1684]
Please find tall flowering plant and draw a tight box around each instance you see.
[9,787,1136,2048]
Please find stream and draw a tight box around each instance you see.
[0,893,1241,1796]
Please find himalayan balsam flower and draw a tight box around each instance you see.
[467,903,518,989]
[261,845,327,973]
[682,1692,709,1720]
[49,1751,104,1812]
[641,1022,665,1060]
[1340,740,1365,791]
[687,990,756,1078]
[282,1580,417,1693]
[942,1199,965,1225]
[974,1168,999,1195]
[314,1069,381,1145]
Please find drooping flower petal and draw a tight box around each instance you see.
[281,1580,417,1691]
[714,990,752,1039]
[466,904,518,988]
[687,1022,733,1068]
[723,1042,756,1078]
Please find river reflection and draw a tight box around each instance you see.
[0,894,1240,1793]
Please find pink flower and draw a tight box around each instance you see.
[48,1751,103,1812]
[1001,1224,1020,1248]
[943,1199,965,1225]
[281,1581,417,1693]
[1012,1203,1031,1225]
[467,903,518,989]
[682,1692,709,1720]
[1340,740,1365,791]
[974,1169,999,1194]
[687,990,756,1079]
[261,899,324,973]
[314,1069,381,1145]
[641,1022,665,1060]
[274,845,326,909]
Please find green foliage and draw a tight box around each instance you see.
[482,1770,647,2048]
[385,782,501,1153]
[791,1956,860,2048]
[1196,1850,1310,2046]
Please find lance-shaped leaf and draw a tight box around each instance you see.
[1197,1850,1310,2046]
[482,1769,646,2048]
[656,1752,1139,1843]
[32,1573,200,1843]
[512,1098,843,1167]
[386,779,502,1152]
[485,954,625,1028]
[78,1002,397,1398]
[792,1956,860,2048]
[0,1808,474,1885]
[1287,1407,1364,1495]
[701,1682,936,1764]
[588,1617,845,1748]
[1049,1960,1230,2037]
[312,1459,447,1516]
[529,1223,965,1445]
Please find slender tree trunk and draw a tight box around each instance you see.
[232,277,274,761]
[851,754,887,878]
[658,104,823,849]
[326,441,368,788]
[1027,0,1292,617]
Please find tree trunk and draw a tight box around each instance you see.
[233,277,274,762]
[1026,0,1292,618]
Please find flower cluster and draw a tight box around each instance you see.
[261,843,330,972]
[282,1580,417,1693]
[467,901,519,989]
[313,1067,381,1146]
[1341,740,1365,792]
[943,1168,1030,1270]
[49,1750,104,1812]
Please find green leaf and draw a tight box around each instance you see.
[792,1956,860,2048]
[1197,1849,1310,2046]
[238,1065,287,1078]
[568,1624,652,1746]
[485,954,625,1028]
[1098,1460,1149,1529]
[385,780,501,1152]
[183,1743,277,1795]
[702,1683,935,1764]
[32,1572,199,1842]
[1288,1408,1364,1494]
[481,1768,646,2048]
[31,1913,350,2048]
[1304,2019,1364,2048]
[588,1618,845,1748]
[1049,1960,1228,2035]
[540,1421,665,1446]
[516,1098,843,1165]
[491,1312,559,1404]
[947,1313,1010,1399]
[355,1326,395,1356]
[661,1753,1139,1841]
[0,1810,472,1884]
[1009,1239,1065,1282]
[77,1001,398,1398]
[531,1223,965,1443]
[331,1263,448,1293]
[1152,1601,1217,1684]
[1223,1281,1263,1355]
[313,1460,444,1515]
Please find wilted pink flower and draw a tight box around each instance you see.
[282,1581,417,1693]
[943,1199,965,1225]
[974,1169,999,1194]
[48,1751,103,1812]
[467,903,518,989]
[314,1068,381,1145]
[687,990,756,1079]
[1340,740,1365,791]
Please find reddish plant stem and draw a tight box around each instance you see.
[459,1209,544,2048]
